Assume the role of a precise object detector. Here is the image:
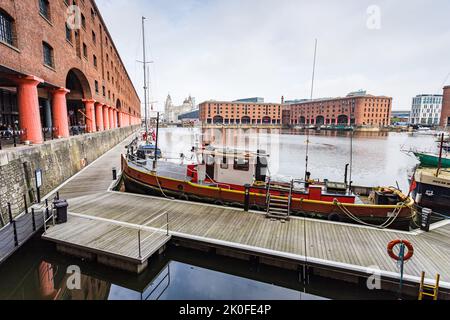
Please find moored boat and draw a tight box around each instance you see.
[412,152,450,168]
[122,144,415,229]
[411,167,450,215]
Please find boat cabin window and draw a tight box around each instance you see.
[221,155,228,169]
[234,156,249,171]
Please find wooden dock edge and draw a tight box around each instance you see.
[43,234,171,275]
[169,232,450,300]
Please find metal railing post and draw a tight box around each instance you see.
[166,212,169,236]
[13,130,17,147]
[8,203,18,247]
[43,214,47,234]
[32,208,36,232]
[288,179,293,217]
[45,199,49,219]
[24,194,28,214]
[138,229,142,258]
[266,178,271,214]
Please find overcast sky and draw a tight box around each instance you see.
[96,0,450,112]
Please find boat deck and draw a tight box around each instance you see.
[42,136,450,296]
[129,160,191,182]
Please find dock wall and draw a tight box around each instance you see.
[0,126,140,222]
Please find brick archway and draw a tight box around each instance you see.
[337,115,349,125]
[65,69,91,130]
[213,115,224,124]
[316,115,325,125]
[66,68,92,100]
[262,116,271,124]
[299,116,306,124]
[241,116,251,124]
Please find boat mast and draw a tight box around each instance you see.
[142,17,149,134]
[349,126,353,192]
[437,133,444,177]
[305,39,318,182]
[153,112,160,170]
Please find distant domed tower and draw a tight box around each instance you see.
[164,94,174,123]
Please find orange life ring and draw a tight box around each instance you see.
[387,240,414,261]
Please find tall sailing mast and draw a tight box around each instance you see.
[141,17,149,134]
[305,39,318,182]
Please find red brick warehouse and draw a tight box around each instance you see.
[288,93,392,127]
[0,0,141,144]
[199,101,282,125]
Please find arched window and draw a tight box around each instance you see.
[0,9,15,46]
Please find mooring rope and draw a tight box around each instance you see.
[334,200,404,229]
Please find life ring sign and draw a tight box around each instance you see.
[387,240,414,261]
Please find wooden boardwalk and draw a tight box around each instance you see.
[42,134,450,292]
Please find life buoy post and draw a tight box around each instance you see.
[387,240,414,262]
[387,239,414,299]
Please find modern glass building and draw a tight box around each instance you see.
[410,94,443,125]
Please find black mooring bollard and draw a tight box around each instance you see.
[112,167,117,180]
[244,184,250,212]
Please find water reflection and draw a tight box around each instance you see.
[158,128,436,191]
[0,236,406,300]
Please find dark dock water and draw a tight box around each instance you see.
[0,235,405,300]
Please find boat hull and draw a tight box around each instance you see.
[412,180,450,215]
[122,157,414,229]
[413,152,450,168]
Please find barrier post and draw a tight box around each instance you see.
[244,184,250,212]
[397,242,406,300]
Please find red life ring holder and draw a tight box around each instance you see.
[387,240,414,261]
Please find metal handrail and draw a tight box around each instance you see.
[287,179,294,217]
[266,177,271,215]
[43,209,55,234]
[138,211,169,259]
